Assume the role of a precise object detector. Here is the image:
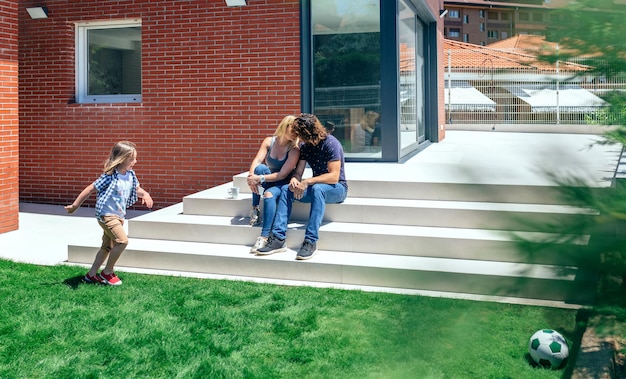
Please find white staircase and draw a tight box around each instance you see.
[67,172,599,307]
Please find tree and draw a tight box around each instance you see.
[527,0,626,303]
[540,0,626,144]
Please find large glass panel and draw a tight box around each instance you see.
[399,0,424,150]
[311,0,381,158]
[87,27,141,96]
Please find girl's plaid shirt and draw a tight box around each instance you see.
[94,170,139,217]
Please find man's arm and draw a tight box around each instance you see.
[292,159,341,200]
[302,160,340,186]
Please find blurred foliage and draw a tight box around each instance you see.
[528,0,626,306]
[540,0,626,81]
[539,0,626,146]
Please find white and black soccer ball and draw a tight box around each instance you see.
[528,329,569,369]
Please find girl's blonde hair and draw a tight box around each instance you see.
[103,141,136,175]
[273,115,298,149]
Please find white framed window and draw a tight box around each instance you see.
[449,28,460,38]
[448,10,460,18]
[76,19,142,104]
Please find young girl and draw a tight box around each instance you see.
[65,141,153,285]
[246,115,300,252]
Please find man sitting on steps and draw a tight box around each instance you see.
[255,113,348,260]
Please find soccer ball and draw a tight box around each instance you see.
[528,329,569,369]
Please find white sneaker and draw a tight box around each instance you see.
[249,207,261,226]
[250,236,268,253]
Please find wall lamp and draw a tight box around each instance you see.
[26,6,49,19]
[439,9,448,18]
[225,0,247,6]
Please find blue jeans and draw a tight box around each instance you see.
[252,164,289,237]
[271,182,347,243]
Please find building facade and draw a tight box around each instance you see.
[442,0,561,45]
[2,0,444,234]
[0,1,19,234]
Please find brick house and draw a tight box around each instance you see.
[442,0,566,46]
[0,0,445,234]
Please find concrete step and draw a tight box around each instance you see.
[184,182,596,231]
[67,238,593,304]
[232,172,575,204]
[126,203,587,266]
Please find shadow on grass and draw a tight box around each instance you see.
[63,275,88,289]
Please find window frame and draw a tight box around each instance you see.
[75,19,142,104]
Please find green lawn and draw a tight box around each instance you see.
[0,259,579,378]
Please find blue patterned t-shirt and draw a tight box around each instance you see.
[299,135,347,190]
[94,170,139,218]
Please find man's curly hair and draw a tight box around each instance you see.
[292,113,327,146]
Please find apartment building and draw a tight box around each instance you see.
[442,0,566,45]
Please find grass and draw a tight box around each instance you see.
[0,259,579,379]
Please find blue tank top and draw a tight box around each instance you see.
[266,136,291,173]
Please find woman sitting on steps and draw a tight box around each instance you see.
[246,115,300,253]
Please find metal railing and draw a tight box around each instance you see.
[445,47,626,125]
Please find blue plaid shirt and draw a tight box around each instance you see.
[94,170,139,218]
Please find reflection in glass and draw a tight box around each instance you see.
[399,0,424,150]
[87,27,141,96]
[311,0,381,158]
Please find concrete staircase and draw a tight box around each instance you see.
[67,170,599,307]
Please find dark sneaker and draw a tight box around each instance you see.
[255,235,286,255]
[296,240,317,260]
[99,271,122,286]
[84,272,105,284]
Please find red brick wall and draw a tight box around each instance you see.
[0,0,19,233]
[18,0,301,208]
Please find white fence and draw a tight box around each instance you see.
[445,48,626,125]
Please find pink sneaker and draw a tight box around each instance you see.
[84,272,105,284]
[99,271,122,286]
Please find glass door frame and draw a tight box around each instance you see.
[300,0,440,162]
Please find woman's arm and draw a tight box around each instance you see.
[264,146,300,183]
[247,137,271,192]
[248,137,271,175]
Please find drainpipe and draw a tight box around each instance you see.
[556,44,560,124]
[447,49,452,124]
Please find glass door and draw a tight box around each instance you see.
[399,0,425,154]
[311,0,382,159]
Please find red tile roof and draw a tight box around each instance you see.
[442,37,590,73]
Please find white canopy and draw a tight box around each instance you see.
[444,81,496,112]
[506,85,608,113]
